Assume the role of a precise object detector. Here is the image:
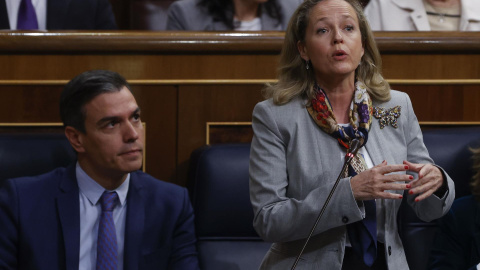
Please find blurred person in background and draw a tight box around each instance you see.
[166,0,303,31]
[364,0,480,31]
[0,0,117,30]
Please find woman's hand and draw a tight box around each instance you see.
[350,160,412,201]
[403,160,445,202]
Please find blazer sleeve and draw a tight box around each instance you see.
[249,101,364,243]
[402,93,455,222]
[168,188,200,270]
[0,180,19,269]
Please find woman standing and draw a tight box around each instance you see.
[249,0,455,269]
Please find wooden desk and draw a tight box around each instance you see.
[0,31,479,186]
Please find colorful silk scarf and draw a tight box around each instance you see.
[306,81,373,156]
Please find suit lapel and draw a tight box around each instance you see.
[0,0,10,29]
[46,0,71,29]
[123,173,145,270]
[56,164,80,270]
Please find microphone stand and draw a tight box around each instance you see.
[291,139,362,270]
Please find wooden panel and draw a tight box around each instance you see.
[131,85,177,181]
[391,84,480,121]
[177,84,264,186]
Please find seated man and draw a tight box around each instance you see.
[0,70,200,270]
[428,147,480,269]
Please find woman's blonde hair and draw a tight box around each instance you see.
[470,147,480,201]
[263,0,390,105]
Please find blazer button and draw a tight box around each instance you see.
[388,246,392,256]
[342,216,349,223]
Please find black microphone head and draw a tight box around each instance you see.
[349,138,363,155]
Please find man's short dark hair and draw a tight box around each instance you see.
[60,70,131,133]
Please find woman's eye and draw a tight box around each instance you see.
[345,25,354,31]
[317,28,327,34]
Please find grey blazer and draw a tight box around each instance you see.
[166,0,302,31]
[249,90,455,270]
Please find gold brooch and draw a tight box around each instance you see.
[373,106,401,129]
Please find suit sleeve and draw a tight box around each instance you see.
[94,0,118,30]
[168,188,200,270]
[0,180,19,269]
[402,93,455,222]
[249,102,365,243]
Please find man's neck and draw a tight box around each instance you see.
[77,160,127,190]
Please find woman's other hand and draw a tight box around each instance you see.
[350,160,412,200]
[403,160,446,202]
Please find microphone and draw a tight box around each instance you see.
[291,138,362,270]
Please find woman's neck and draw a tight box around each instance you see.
[233,0,260,21]
[425,0,460,8]
[317,78,355,124]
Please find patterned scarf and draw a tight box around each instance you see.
[306,81,373,166]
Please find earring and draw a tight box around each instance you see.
[306,60,310,70]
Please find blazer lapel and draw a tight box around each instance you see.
[392,0,430,30]
[46,0,71,29]
[56,164,80,270]
[460,0,480,30]
[123,173,145,270]
[0,0,10,29]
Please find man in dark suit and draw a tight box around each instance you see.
[0,70,200,269]
[0,0,117,30]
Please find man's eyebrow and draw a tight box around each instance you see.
[131,107,141,116]
[96,116,120,127]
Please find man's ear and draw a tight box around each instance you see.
[65,126,85,153]
[297,40,309,61]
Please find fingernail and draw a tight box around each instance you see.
[409,190,414,195]
[406,184,411,188]
[399,195,403,199]
[415,198,419,202]
[404,165,409,170]
[382,160,386,163]
[409,176,413,180]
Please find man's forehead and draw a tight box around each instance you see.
[84,87,139,118]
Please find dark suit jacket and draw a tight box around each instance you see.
[0,0,117,30]
[0,164,200,270]
[428,195,480,270]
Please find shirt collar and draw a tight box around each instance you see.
[76,162,129,207]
